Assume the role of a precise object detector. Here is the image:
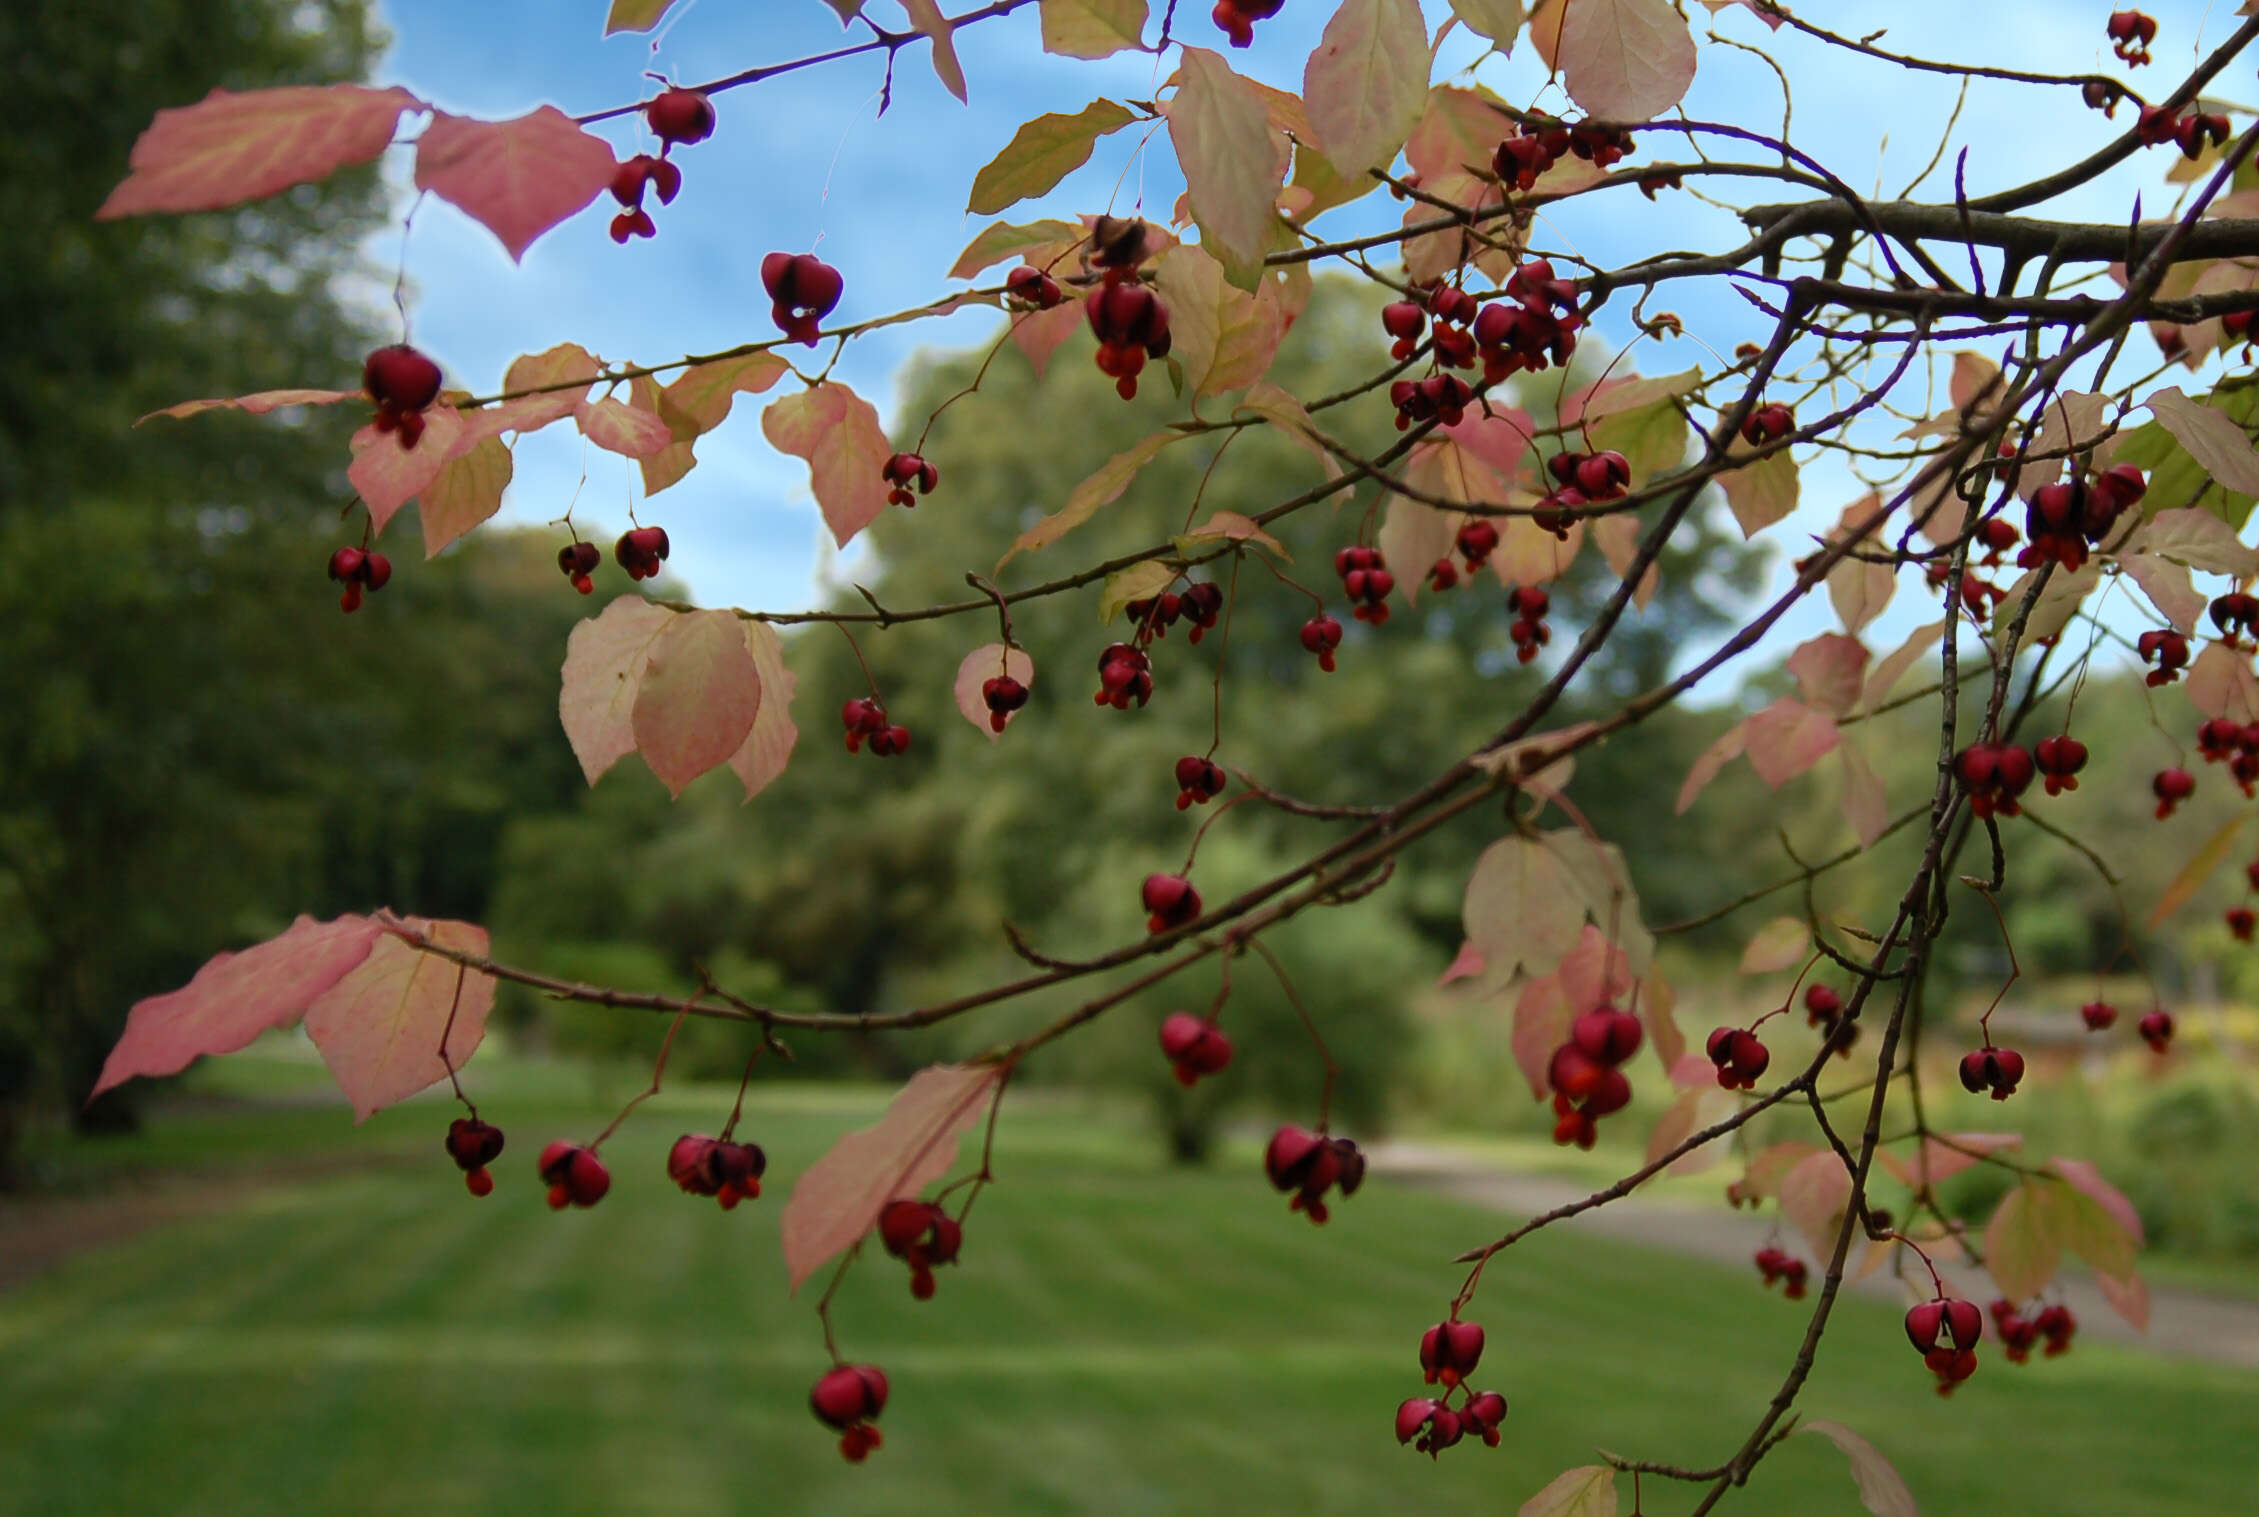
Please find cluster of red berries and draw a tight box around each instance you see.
[2152,765,2194,819]
[607,154,683,243]
[882,452,938,508]
[2108,9,2157,64]
[1127,582,1224,643]
[1526,445,1632,544]
[556,540,602,594]
[1094,642,1155,709]
[666,1133,767,1210]
[1387,284,1483,367]
[1954,742,2036,819]
[842,697,912,757]
[1211,0,1282,47]
[763,252,844,347]
[614,524,671,582]
[980,673,1028,732]
[2021,465,2146,572]
[1141,872,1202,934]
[1805,983,1859,1056]
[1753,1245,1809,1298]
[1545,1004,1642,1149]
[1299,613,1345,672]
[1740,401,1796,448]
[1390,372,1473,434]
[2198,717,2259,793]
[1905,1296,1983,1395]
[1086,274,1172,401]
[1158,1011,1233,1087]
[363,343,443,449]
[1263,1124,1365,1223]
[1993,1298,2078,1363]
[1394,1319,1508,1458]
[2139,1007,2175,1052]
[327,546,394,613]
[878,1199,964,1300]
[605,88,712,241]
[1506,585,1551,663]
[1706,1024,1771,1091]
[1004,264,1064,310]
[1491,116,1635,191]
[1174,754,1227,810]
[1335,547,1396,625]
[2137,103,2229,159]
[1958,1043,2026,1101]
[810,1364,889,1462]
[537,1141,612,1209]
[1472,258,1583,383]
[444,1117,505,1196]
[2139,628,2189,686]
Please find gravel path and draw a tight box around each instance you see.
[1368,1141,2259,1370]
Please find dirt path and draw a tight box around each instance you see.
[1368,1141,2259,1370]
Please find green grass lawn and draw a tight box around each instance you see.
[3,1058,2255,1516]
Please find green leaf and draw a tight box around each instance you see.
[1518,1465,1618,1517]
[1038,0,1148,57]
[604,0,683,34]
[1099,561,1178,623]
[2114,381,2259,528]
[1449,0,1526,47]
[967,100,1135,214]
[948,218,1080,280]
[1985,1181,2065,1302]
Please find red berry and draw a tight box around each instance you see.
[1261,1124,1364,1223]
[1005,265,1063,309]
[1141,873,1202,933]
[1417,1319,1486,1387]
[537,1142,611,1208]
[2138,1008,2174,1052]
[2153,767,2195,819]
[445,1116,507,1172]
[363,344,443,414]
[646,87,716,146]
[761,252,844,345]
[1300,614,1344,673]
[1706,1026,1769,1090]
[1804,984,1844,1024]
[1158,1012,1233,1086]
[810,1363,889,1430]
[2081,1000,2117,1031]
[1569,1005,1643,1066]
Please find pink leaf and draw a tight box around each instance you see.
[2184,641,2259,724]
[2121,507,2259,577]
[1378,490,1460,609]
[1797,1421,1918,1517]
[1838,741,1888,850]
[1010,299,1088,377]
[140,388,360,424]
[2049,1157,2145,1248]
[302,920,494,1122]
[1877,1132,2021,1190]
[1491,515,1584,587]
[348,407,466,535]
[1463,835,1587,986]
[1674,719,1747,813]
[1302,0,1430,178]
[630,609,763,798]
[1642,964,1684,1074]
[575,395,674,458]
[1180,511,1288,557]
[1163,48,1282,267]
[1592,514,1658,608]
[1557,924,1633,1011]
[903,0,969,102]
[1439,405,1536,478]
[2094,1266,2152,1332]
[1698,0,1782,29]
[89,915,384,1101]
[661,353,791,434]
[954,643,1036,741]
[2145,384,2259,495]
[728,621,801,802]
[1744,698,1839,788]
[1646,1086,1737,1175]
[1778,1149,1853,1261]
[1406,85,1516,185]
[1437,940,1486,986]
[762,385,895,548]
[1786,633,1869,718]
[1734,1141,1818,1202]
[1738,915,1809,974]
[559,595,674,785]
[98,84,418,219]
[419,434,512,557]
[1511,972,1573,1100]
[782,1062,1006,1291]
[2118,550,2205,634]
[1666,1051,1715,1090]
[1535,0,1697,121]
[413,107,616,262]
[1861,620,1944,714]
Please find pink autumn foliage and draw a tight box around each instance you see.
[781,1062,1007,1291]
[98,84,420,219]
[91,913,494,1121]
[412,107,618,261]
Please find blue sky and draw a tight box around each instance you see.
[364,0,2249,655]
